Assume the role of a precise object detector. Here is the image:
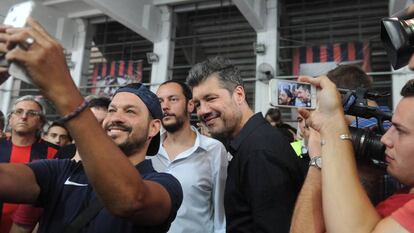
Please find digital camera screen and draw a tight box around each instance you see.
[276,80,313,108]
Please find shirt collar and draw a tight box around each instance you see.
[158,126,207,160]
[229,113,265,153]
[136,159,155,174]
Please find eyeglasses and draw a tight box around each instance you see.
[12,109,42,118]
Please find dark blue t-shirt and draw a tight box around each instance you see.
[27,159,182,233]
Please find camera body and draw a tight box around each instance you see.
[381,6,414,69]
[340,87,391,163]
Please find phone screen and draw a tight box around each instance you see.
[4,1,34,28]
[269,79,316,109]
[2,1,35,84]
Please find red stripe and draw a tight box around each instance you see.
[109,61,116,77]
[348,42,356,60]
[333,43,341,62]
[306,47,313,63]
[127,60,133,76]
[118,60,125,76]
[136,61,142,82]
[292,48,300,75]
[101,63,107,77]
[320,45,327,62]
[47,147,58,159]
[362,41,371,72]
[91,65,99,94]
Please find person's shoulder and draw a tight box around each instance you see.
[199,134,226,150]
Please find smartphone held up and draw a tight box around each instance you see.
[269,79,317,109]
[1,1,35,84]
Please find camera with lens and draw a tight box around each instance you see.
[381,6,414,69]
[339,87,392,163]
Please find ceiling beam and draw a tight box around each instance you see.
[233,0,266,32]
[153,0,203,6]
[84,0,162,42]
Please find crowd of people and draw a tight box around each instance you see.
[0,3,413,233]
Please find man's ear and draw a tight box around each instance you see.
[149,119,161,139]
[187,99,195,113]
[232,85,246,104]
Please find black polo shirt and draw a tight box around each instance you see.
[225,113,307,233]
[28,159,182,233]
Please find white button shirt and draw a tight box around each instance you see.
[150,126,228,233]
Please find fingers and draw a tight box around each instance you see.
[298,108,311,119]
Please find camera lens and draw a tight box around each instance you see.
[349,127,385,162]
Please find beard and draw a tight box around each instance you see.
[203,109,241,140]
[105,122,148,156]
[162,116,185,133]
[162,108,188,133]
[118,131,148,156]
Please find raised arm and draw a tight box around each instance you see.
[2,19,175,225]
[298,76,409,233]
[290,129,325,233]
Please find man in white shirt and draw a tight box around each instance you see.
[152,80,228,233]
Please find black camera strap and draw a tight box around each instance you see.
[63,198,103,233]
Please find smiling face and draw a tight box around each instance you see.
[278,89,291,105]
[296,86,310,102]
[9,100,43,136]
[103,92,158,156]
[157,82,192,133]
[380,97,414,186]
[192,75,243,139]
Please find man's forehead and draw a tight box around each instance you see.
[15,100,41,110]
[394,97,414,128]
[157,83,182,97]
[111,92,143,106]
[192,78,227,99]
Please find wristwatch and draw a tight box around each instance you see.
[309,156,322,169]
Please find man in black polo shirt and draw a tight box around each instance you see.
[187,56,307,232]
[0,20,182,233]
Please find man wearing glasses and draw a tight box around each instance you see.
[0,95,60,233]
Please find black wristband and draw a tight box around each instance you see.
[59,100,89,123]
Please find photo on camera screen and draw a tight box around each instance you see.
[269,79,316,109]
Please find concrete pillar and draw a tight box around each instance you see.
[150,6,175,92]
[254,0,277,114]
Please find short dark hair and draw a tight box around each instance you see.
[160,80,193,101]
[297,84,310,92]
[87,96,110,110]
[265,108,282,124]
[46,121,72,142]
[186,56,243,93]
[401,79,414,97]
[327,64,372,89]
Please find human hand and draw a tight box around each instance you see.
[3,18,78,101]
[0,25,11,85]
[297,76,346,134]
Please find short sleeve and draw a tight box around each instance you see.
[391,199,414,232]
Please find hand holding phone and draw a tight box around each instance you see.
[269,79,317,109]
[1,1,35,84]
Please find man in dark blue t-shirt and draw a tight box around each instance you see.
[0,21,183,232]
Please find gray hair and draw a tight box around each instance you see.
[186,56,244,93]
[9,95,47,130]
